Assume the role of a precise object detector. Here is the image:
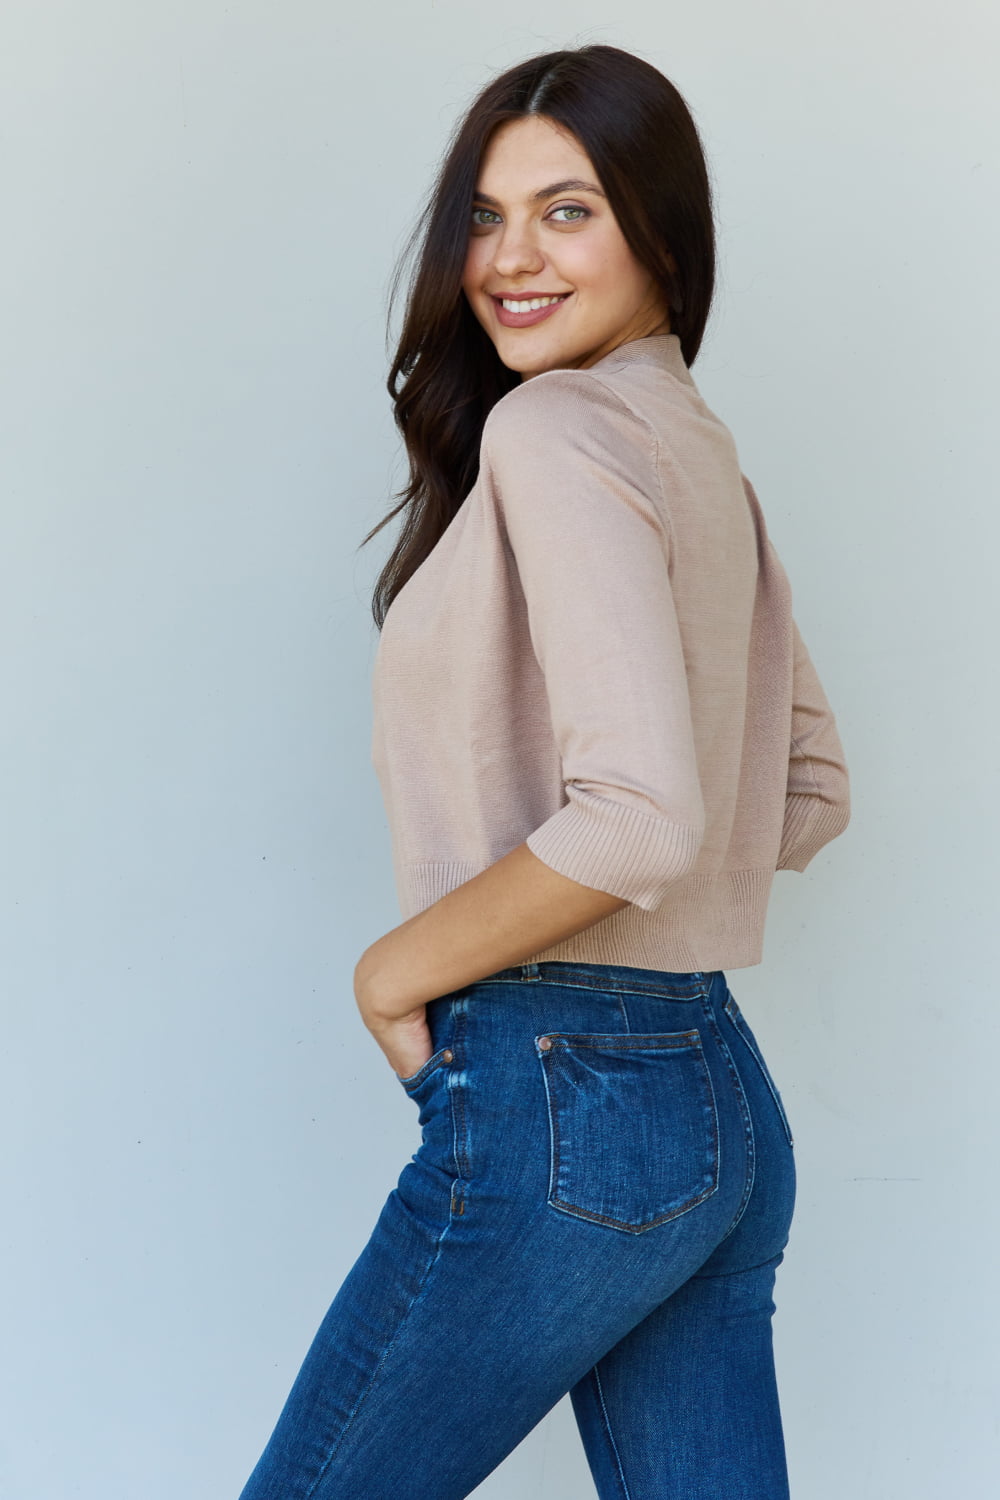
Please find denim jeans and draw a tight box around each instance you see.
[238,962,797,1499]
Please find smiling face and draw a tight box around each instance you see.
[461,114,671,381]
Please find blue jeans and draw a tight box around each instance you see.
[238,962,797,1499]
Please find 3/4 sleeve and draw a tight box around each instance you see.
[777,615,852,871]
[480,371,705,911]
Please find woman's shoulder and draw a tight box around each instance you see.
[481,362,658,461]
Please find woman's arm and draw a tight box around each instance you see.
[777,616,852,871]
[354,846,627,1078]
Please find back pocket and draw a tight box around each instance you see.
[723,990,795,1148]
[537,1030,720,1234]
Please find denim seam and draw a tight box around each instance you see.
[449,997,471,1211]
[701,1000,756,1242]
[301,1215,458,1498]
[545,1031,702,1053]
[476,976,709,1003]
[549,1188,718,1234]
[723,992,795,1148]
[593,1362,633,1500]
[694,1247,786,1279]
[303,1014,470,1489]
[537,1046,559,1208]
[533,967,708,994]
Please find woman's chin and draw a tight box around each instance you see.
[495,336,581,380]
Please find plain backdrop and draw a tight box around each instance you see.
[1,2,997,1495]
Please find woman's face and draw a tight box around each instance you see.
[461,114,671,381]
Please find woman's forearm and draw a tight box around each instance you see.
[354,841,628,1016]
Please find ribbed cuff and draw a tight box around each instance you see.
[525,789,703,910]
[777,794,851,872]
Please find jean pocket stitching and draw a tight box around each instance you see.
[539,1030,720,1234]
[723,993,795,1148]
[396,1044,452,1093]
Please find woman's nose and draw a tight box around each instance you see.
[491,227,544,279]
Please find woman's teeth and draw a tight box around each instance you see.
[499,295,568,312]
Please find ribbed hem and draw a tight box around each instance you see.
[777,794,851,872]
[399,863,776,973]
[524,792,703,911]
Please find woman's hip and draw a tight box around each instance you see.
[398,961,788,1264]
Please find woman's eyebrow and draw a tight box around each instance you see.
[472,178,607,206]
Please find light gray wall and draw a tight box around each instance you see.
[1,2,996,1495]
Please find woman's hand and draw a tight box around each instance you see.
[353,964,434,1081]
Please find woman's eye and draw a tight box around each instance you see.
[470,204,590,227]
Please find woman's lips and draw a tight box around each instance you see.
[492,293,572,329]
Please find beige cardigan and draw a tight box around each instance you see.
[370,333,850,972]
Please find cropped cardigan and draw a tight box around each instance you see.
[370,333,850,972]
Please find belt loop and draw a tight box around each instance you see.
[520,962,540,979]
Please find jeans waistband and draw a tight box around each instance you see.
[474,959,723,1003]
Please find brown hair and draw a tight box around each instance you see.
[362,43,717,629]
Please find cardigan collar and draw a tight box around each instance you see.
[587,331,695,386]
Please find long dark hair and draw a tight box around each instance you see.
[362,44,717,629]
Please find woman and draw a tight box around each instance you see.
[239,43,850,1500]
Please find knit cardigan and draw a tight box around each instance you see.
[370,333,850,972]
